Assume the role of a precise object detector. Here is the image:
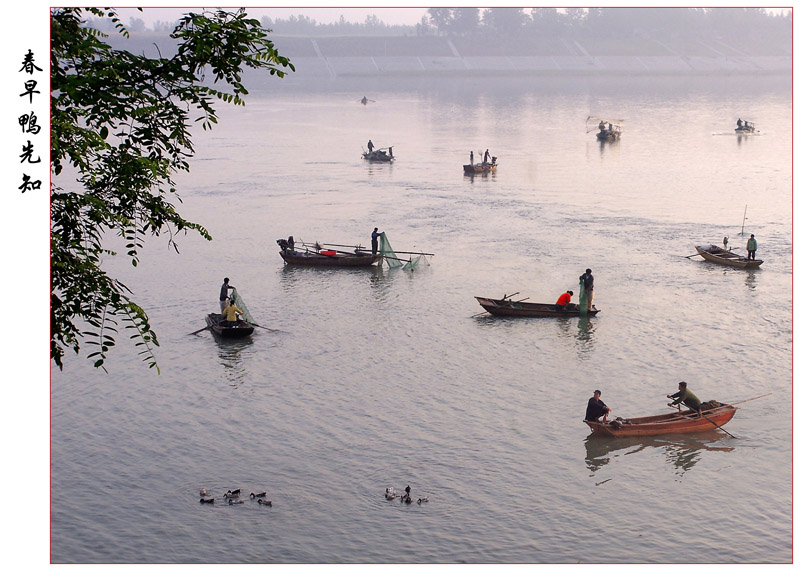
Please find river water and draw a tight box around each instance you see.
[50,75,792,563]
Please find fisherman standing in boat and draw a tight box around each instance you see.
[737,118,743,128]
[668,381,702,413]
[746,234,758,260]
[483,149,490,165]
[367,139,374,154]
[219,277,235,313]
[585,390,611,423]
[579,269,594,310]
[470,150,474,166]
[371,227,383,256]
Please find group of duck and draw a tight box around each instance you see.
[385,485,429,505]
[198,487,272,506]
[198,485,428,507]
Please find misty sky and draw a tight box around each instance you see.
[116,6,431,27]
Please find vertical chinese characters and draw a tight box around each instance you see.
[18,49,43,192]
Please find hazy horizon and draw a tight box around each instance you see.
[116,6,430,27]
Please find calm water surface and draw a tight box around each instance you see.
[51,76,792,563]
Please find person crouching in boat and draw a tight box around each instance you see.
[555,290,575,311]
[585,390,611,423]
[220,298,243,327]
[667,381,702,413]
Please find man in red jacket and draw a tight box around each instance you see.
[555,290,574,311]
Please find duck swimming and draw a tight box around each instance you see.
[200,488,209,497]
[199,498,215,504]
[417,497,429,504]
[227,497,245,505]
[250,492,267,498]
[258,498,273,506]
[385,487,396,500]
[224,489,241,498]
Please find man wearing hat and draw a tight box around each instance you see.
[668,381,701,412]
[585,390,611,423]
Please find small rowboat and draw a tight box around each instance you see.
[362,149,394,163]
[279,249,380,267]
[463,161,497,174]
[694,245,763,269]
[205,314,254,338]
[596,129,621,141]
[475,296,599,317]
[585,404,737,437]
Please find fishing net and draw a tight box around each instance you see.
[229,289,255,323]
[403,254,431,271]
[578,281,588,315]
[379,233,404,269]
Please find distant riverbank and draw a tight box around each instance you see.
[116,32,791,80]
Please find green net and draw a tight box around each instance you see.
[379,233,404,269]
[578,280,587,315]
[229,289,255,323]
[403,254,430,271]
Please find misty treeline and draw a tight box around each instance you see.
[89,7,790,41]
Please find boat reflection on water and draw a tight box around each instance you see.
[215,336,254,389]
[584,432,734,477]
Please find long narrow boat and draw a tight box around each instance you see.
[694,245,763,269]
[585,404,737,437]
[205,313,255,338]
[279,249,380,267]
[475,296,599,317]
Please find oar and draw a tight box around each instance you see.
[685,253,702,258]
[727,393,771,407]
[251,322,281,333]
[189,325,211,335]
[669,403,736,438]
[389,250,436,256]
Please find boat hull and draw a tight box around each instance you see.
[463,163,497,174]
[280,250,380,267]
[362,151,394,163]
[596,131,620,141]
[475,297,599,317]
[695,246,763,268]
[205,314,254,338]
[585,406,737,437]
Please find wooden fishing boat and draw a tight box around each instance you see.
[205,313,254,338]
[587,116,623,141]
[279,249,380,267]
[362,149,394,163]
[585,404,737,437]
[596,129,621,141]
[694,245,763,268]
[463,161,497,174]
[735,120,756,134]
[475,296,599,317]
